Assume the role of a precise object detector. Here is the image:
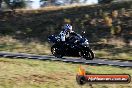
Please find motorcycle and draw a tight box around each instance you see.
[48,32,94,60]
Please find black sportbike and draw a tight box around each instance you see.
[48,32,94,60]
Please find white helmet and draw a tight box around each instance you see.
[63,24,72,32]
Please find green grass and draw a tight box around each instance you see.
[94,46,132,60]
[95,50,132,60]
[0,58,132,88]
[0,36,51,55]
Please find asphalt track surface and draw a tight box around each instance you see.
[0,52,132,67]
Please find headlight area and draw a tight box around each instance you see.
[81,41,89,47]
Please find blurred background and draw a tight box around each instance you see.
[1,0,130,9]
[0,0,98,9]
[0,0,131,60]
[0,1,132,87]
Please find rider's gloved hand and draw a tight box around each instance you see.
[74,40,79,44]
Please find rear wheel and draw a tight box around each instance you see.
[51,44,63,58]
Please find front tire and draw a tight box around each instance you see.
[51,44,63,58]
[81,48,94,60]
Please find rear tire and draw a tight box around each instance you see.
[51,44,63,58]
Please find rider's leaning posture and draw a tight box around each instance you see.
[59,24,82,45]
[59,24,74,42]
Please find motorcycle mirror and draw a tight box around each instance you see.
[82,31,86,34]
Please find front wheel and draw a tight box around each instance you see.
[81,48,94,60]
[51,44,63,58]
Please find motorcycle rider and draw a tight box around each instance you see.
[59,24,81,44]
[59,24,73,42]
